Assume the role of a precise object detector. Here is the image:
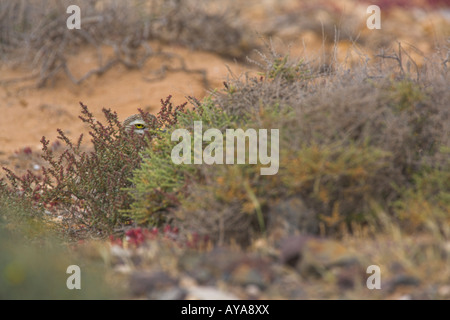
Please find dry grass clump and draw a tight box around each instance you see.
[154,0,256,60]
[1,0,154,87]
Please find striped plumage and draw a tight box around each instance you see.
[122,114,157,135]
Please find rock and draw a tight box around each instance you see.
[186,286,240,300]
[385,274,421,294]
[129,271,178,298]
[178,253,214,285]
[267,197,318,242]
[178,248,246,285]
[154,287,187,300]
[335,263,362,291]
[245,284,261,298]
[302,237,358,269]
[229,258,273,289]
[280,235,361,278]
[279,235,309,267]
[438,285,450,299]
[179,247,275,290]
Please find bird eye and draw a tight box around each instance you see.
[135,124,145,129]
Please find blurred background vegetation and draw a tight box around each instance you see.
[0,0,449,299]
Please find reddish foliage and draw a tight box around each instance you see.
[157,95,188,126]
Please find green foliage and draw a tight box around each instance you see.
[127,96,240,226]
[394,159,450,236]
[276,143,392,228]
[389,79,425,112]
[171,141,393,243]
[267,56,311,82]
[126,130,195,225]
[172,164,264,245]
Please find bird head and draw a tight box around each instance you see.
[122,113,163,136]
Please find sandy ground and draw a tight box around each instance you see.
[0,44,254,177]
[0,45,247,152]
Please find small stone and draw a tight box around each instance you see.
[179,248,246,285]
[279,235,308,267]
[231,264,267,289]
[186,286,240,300]
[385,274,421,293]
[113,264,132,274]
[153,288,187,300]
[129,271,177,297]
[438,285,450,298]
[245,284,261,297]
[110,245,132,266]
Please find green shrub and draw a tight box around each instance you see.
[394,158,450,237]
[171,164,263,245]
[276,143,392,226]
[168,139,392,244]
[127,96,240,226]
[126,129,195,225]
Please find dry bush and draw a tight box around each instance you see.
[0,0,258,87]
[165,44,450,244]
[174,182,257,246]
[155,0,256,60]
[265,1,361,45]
[218,44,449,172]
[1,0,155,87]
